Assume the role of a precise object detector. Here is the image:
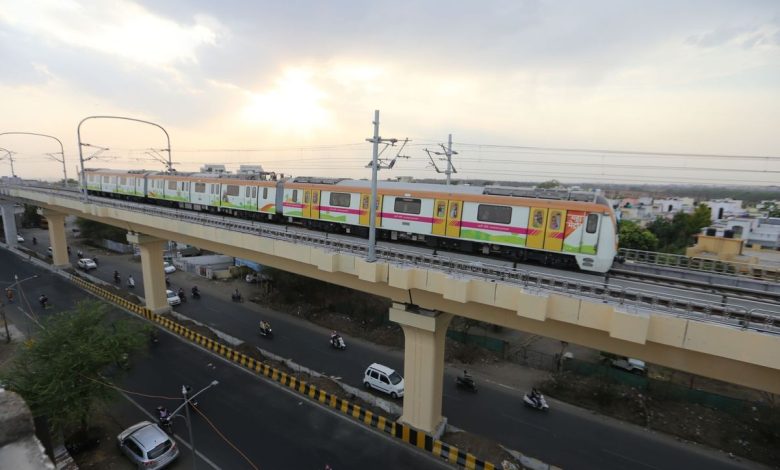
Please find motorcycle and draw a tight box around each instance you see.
[114,272,121,284]
[455,371,477,392]
[330,334,346,350]
[191,287,201,299]
[231,292,243,302]
[258,322,273,338]
[177,289,187,303]
[157,407,173,434]
[523,391,549,411]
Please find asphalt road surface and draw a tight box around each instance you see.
[0,247,452,470]
[8,229,764,470]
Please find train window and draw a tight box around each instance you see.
[549,211,562,230]
[252,187,257,198]
[532,209,544,228]
[304,192,310,203]
[436,202,446,218]
[225,185,240,197]
[477,204,512,224]
[194,183,205,193]
[292,190,298,202]
[362,195,369,209]
[119,177,127,185]
[103,176,109,183]
[586,214,599,233]
[395,198,421,215]
[168,180,176,190]
[330,192,351,207]
[312,192,319,204]
[450,203,459,218]
[263,188,268,199]
[245,187,250,197]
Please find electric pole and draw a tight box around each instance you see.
[424,135,458,185]
[365,110,409,262]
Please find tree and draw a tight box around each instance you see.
[618,220,658,251]
[537,179,561,189]
[1,301,148,433]
[645,204,712,254]
[76,218,128,244]
[21,204,42,228]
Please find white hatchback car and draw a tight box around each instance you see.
[363,363,404,398]
[163,262,176,274]
[16,234,24,243]
[117,421,179,469]
[77,258,97,270]
[166,290,181,306]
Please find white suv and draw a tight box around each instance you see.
[363,363,404,398]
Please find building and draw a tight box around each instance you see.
[703,199,745,221]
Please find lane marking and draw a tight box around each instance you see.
[120,391,222,470]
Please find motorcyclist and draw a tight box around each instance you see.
[38,294,48,308]
[191,285,200,297]
[113,270,120,283]
[530,388,542,407]
[127,275,135,289]
[259,320,270,333]
[177,287,185,301]
[232,289,241,301]
[156,405,170,421]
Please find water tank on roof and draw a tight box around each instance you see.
[201,164,226,173]
[706,228,717,236]
[724,230,734,239]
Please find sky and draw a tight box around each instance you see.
[0,0,778,186]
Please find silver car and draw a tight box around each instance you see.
[117,421,179,469]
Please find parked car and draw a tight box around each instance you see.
[610,357,647,375]
[166,290,181,306]
[77,258,97,271]
[16,234,24,243]
[163,262,176,274]
[117,421,179,469]
[363,363,405,398]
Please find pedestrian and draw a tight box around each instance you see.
[128,275,135,289]
[5,288,14,303]
[77,249,83,259]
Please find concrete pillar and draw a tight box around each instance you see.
[40,209,69,268]
[126,232,169,313]
[0,203,19,248]
[390,303,452,436]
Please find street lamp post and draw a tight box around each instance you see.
[168,380,218,470]
[0,132,67,186]
[77,116,173,202]
[0,148,16,177]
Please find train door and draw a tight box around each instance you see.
[359,193,370,226]
[543,209,566,251]
[310,190,320,219]
[580,213,601,254]
[526,207,548,249]
[359,193,383,227]
[375,194,383,227]
[431,199,448,236]
[445,200,462,238]
[303,189,312,218]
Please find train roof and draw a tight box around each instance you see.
[291,177,607,206]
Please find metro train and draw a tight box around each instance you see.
[83,167,618,273]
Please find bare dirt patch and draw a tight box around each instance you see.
[543,371,780,467]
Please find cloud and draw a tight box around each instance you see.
[0,0,221,67]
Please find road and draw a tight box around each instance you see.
[0,246,452,470]
[11,227,764,470]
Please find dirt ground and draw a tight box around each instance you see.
[68,411,135,470]
[543,372,780,467]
